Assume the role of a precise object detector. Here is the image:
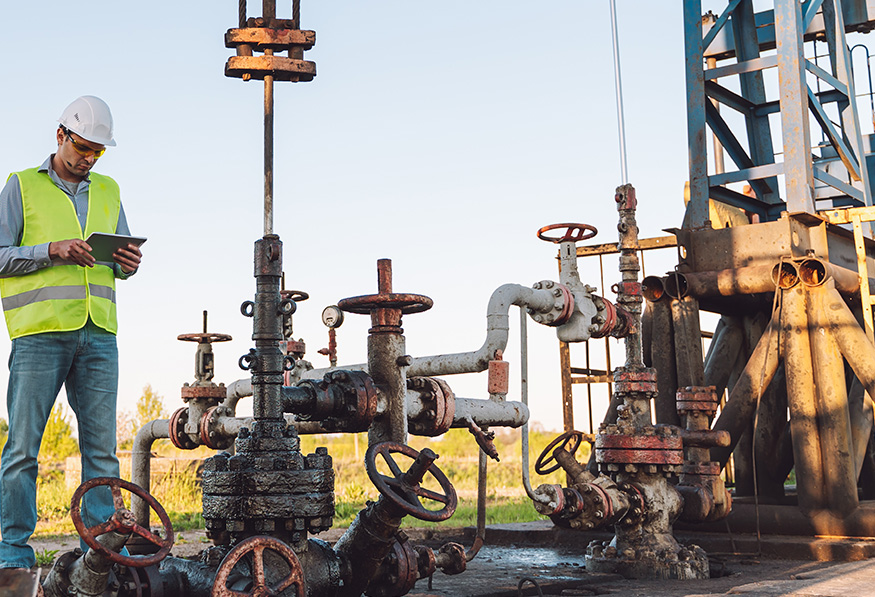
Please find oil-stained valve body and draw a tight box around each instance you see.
[202,419,335,546]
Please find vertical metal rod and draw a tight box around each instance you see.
[707,56,725,174]
[239,0,247,27]
[264,76,274,236]
[559,341,574,432]
[519,306,545,502]
[585,340,593,434]
[609,0,628,184]
[263,0,276,236]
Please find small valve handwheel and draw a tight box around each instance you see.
[366,442,457,522]
[212,536,305,597]
[537,223,598,244]
[535,430,591,475]
[177,333,233,343]
[71,477,174,568]
[280,289,309,302]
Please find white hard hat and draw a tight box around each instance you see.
[57,96,116,147]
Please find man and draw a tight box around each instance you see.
[0,96,142,570]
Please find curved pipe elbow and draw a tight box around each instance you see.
[410,284,555,376]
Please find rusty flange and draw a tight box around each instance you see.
[224,26,316,82]
[595,434,684,465]
[199,406,235,450]
[612,367,658,395]
[71,477,174,568]
[180,383,227,401]
[366,539,419,597]
[407,376,455,436]
[676,385,719,415]
[168,407,199,450]
[320,369,379,432]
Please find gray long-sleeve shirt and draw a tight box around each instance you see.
[0,156,133,278]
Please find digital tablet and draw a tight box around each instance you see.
[85,232,147,263]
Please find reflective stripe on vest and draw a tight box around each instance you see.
[0,283,116,311]
[0,167,120,339]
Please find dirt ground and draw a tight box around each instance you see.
[28,522,875,596]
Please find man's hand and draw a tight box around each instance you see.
[49,239,95,267]
[113,243,142,273]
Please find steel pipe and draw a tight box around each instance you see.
[783,285,827,513]
[823,283,875,478]
[798,257,861,293]
[130,419,171,529]
[808,283,858,515]
[711,310,781,466]
[703,315,743,397]
[408,284,558,376]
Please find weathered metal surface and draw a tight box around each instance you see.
[783,285,827,513]
[225,27,315,50]
[366,539,419,597]
[212,535,305,597]
[71,477,174,568]
[808,282,858,515]
[537,223,598,244]
[407,376,455,436]
[595,449,685,465]
[365,442,457,522]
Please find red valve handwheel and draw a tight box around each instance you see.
[177,332,233,343]
[365,442,457,522]
[537,223,598,244]
[534,430,591,475]
[70,477,174,568]
[212,536,305,597]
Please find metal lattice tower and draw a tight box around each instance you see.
[683,0,875,227]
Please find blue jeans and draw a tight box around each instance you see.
[0,320,120,568]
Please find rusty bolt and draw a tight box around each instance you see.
[397,355,413,366]
[546,281,555,289]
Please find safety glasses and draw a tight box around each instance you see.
[63,129,106,159]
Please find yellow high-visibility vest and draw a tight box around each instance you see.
[0,167,120,339]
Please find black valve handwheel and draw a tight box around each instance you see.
[537,223,598,244]
[365,442,457,522]
[71,477,174,568]
[535,430,590,475]
[212,536,304,597]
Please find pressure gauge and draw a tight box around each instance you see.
[321,305,344,329]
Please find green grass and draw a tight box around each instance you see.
[34,428,572,537]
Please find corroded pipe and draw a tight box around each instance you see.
[807,282,858,515]
[782,285,827,513]
[822,284,875,478]
[710,311,781,466]
[798,257,861,293]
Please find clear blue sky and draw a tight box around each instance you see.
[2,2,870,434]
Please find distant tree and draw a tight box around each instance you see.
[39,403,79,464]
[136,384,168,427]
[0,418,7,452]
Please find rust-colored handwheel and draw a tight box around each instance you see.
[366,442,457,522]
[537,223,598,244]
[338,293,433,315]
[535,430,590,475]
[280,290,309,302]
[212,536,305,597]
[177,332,233,343]
[71,477,174,568]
